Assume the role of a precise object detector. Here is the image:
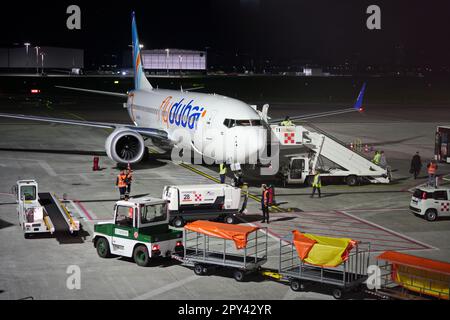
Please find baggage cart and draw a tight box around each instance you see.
[178,221,268,281]
[278,234,371,299]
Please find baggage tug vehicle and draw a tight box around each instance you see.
[93,196,183,267]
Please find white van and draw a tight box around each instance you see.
[410,187,450,221]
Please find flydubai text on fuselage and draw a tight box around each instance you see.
[126,88,266,164]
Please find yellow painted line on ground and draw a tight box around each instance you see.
[148,147,284,212]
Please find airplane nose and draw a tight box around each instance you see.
[237,128,266,164]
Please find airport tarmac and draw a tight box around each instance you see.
[0,79,450,300]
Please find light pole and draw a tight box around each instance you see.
[34,46,40,74]
[165,48,169,75]
[40,52,45,75]
[24,43,31,68]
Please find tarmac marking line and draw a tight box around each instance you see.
[266,222,417,241]
[337,210,437,250]
[38,161,57,177]
[133,275,199,300]
[266,224,422,246]
[73,200,95,220]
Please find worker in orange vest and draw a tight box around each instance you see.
[116,170,128,200]
[427,160,438,187]
[261,184,270,224]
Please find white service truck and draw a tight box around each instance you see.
[271,125,391,186]
[163,184,242,227]
[14,180,79,238]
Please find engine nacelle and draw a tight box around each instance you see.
[105,128,145,164]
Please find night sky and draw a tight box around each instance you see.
[1,0,449,67]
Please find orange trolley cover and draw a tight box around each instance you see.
[377,251,450,275]
[184,221,260,249]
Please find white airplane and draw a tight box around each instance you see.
[0,12,366,168]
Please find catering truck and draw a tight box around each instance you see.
[93,196,183,266]
[162,184,242,227]
[272,124,391,186]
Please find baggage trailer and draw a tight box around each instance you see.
[14,180,79,238]
[176,221,268,282]
[272,124,391,186]
[372,251,450,300]
[278,234,371,299]
[163,184,242,227]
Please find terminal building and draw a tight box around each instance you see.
[123,49,207,73]
[0,46,84,71]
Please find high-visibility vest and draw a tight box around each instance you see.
[219,164,227,175]
[312,174,321,188]
[372,153,381,165]
[428,163,437,174]
[262,190,269,205]
[280,120,294,126]
[117,174,127,188]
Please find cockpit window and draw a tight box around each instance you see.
[223,119,262,128]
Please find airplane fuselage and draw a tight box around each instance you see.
[127,88,267,164]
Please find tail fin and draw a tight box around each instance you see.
[132,12,153,91]
[353,82,366,111]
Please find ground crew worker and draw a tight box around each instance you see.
[372,150,381,165]
[125,167,133,196]
[427,159,438,187]
[116,170,128,200]
[410,152,422,179]
[261,184,270,223]
[379,151,387,169]
[219,163,227,184]
[280,116,294,126]
[310,171,322,198]
[239,183,249,214]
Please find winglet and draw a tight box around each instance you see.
[353,82,366,112]
[132,12,153,91]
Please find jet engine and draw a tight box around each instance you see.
[105,128,145,164]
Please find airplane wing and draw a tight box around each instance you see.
[268,83,366,124]
[0,113,169,140]
[55,86,129,98]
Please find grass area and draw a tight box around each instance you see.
[1,75,450,105]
